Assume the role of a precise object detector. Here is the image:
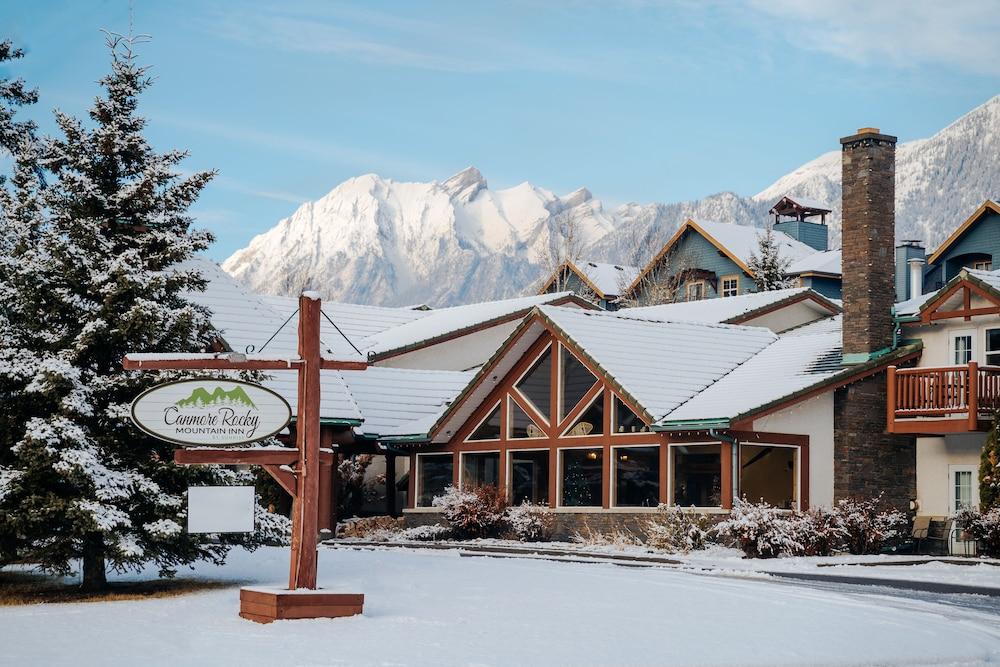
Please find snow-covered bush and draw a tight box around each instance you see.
[835,496,907,555]
[396,524,452,541]
[645,505,712,553]
[714,500,805,559]
[794,507,848,557]
[506,501,554,542]
[432,485,508,539]
[571,524,642,548]
[955,506,1000,558]
[337,515,403,539]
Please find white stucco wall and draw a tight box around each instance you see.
[741,302,829,333]
[751,393,835,509]
[374,322,521,371]
[915,433,984,517]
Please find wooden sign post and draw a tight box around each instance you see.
[124,293,366,622]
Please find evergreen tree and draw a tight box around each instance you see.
[0,33,270,591]
[747,226,793,292]
[981,413,1000,510]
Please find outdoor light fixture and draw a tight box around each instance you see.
[586,451,598,460]
[619,454,629,461]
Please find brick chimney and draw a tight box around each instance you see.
[840,127,898,364]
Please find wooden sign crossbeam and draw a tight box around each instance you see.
[124,294,366,622]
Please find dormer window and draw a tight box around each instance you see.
[686,281,705,301]
[973,260,992,271]
[721,275,739,298]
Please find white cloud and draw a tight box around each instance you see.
[743,0,1000,75]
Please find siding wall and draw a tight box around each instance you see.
[634,230,751,305]
[928,210,1000,289]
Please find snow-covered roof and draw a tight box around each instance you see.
[773,195,833,212]
[261,294,429,346]
[896,267,1000,316]
[261,371,364,424]
[179,257,365,364]
[786,250,842,276]
[657,323,843,426]
[538,306,777,421]
[617,288,838,325]
[342,367,475,439]
[689,219,817,268]
[574,260,640,298]
[360,291,586,358]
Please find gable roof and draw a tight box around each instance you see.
[927,199,1000,266]
[897,267,1000,322]
[617,287,840,327]
[627,219,818,294]
[538,260,640,299]
[769,195,833,214]
[360,292,594,360]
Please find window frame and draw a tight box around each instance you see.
[951,329,975,366]
[972,260,992,271]
[720,274,740,298]
[508,395,546,439]
[561,390,605,438]
[458,450,501,491]
[557,446,605,508]
[415,452,454,508]
[685,280,705,302]
[948,464,979,515]
[611,393,648,436]
[512,343,553,426]
[667,442,724,510]
[610,444,661,509]
[985,328,1000,367]
[506,447,550,505]
[737,442,801,511]
[464,400,503,443]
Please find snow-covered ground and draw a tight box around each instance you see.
[4,546,1000,666]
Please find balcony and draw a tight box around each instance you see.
[887,362,1000,434]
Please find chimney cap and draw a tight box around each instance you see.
[840,127,898,145]
[907,257,926,266]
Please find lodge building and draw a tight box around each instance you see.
[187,127,1000,550]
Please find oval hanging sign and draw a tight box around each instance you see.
[130,379,292,447]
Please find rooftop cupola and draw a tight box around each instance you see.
[769,196,832,251]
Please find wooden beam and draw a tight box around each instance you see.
[175,448,301,465]
[123,357,304,371]
[320,360,368,371]
[172,448,332,466]
[262,464,297,496]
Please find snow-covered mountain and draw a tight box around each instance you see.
[224,95,1000,306]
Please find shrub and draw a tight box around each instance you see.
[395,524,452,542]
[794,507,848,557]
[506,501,555,542]
[570,524,643,548]
[955,506,1000,558]
[714,499,805,559]
[432,485,508,538]
[337,515,404,539]
[835,496,907,555]
[645,505,712,553]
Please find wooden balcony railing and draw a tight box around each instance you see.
[887,362,1000,433]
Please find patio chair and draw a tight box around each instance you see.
[909,515,931,554]
[920,518,954,555]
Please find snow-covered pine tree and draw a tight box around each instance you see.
[0,33,262,591]
[747,226,793,292]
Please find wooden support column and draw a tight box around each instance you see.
[969,361,980,430]
[548,448,558,508]
[319,457,334,533]
[289,293,322,590]
[408,453,417,508]
[658,441,669,506]
[886,366,897,432]
[385,453,397,517]
[720,441,733,509]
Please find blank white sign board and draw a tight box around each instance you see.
[188,486,255,533]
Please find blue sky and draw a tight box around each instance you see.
[3,1,1000,260]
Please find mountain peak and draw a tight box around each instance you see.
[442,166,487,203]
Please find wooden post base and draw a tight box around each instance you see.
[239,587,364,623]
